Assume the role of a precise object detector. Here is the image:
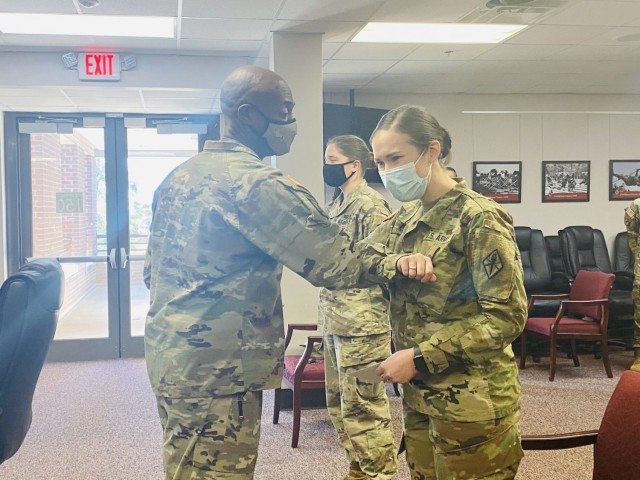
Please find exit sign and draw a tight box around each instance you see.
[78,53,121,81]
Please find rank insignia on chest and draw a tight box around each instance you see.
[483,249,504,279]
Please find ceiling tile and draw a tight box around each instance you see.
[542,0,640,26]
[182,0,282,19]
[0,0,76,14]
[322,42,344,59]
[404,43,494,61]
[371,0,481,23]
[476,44,570,61]
[181,18,271,41]
[548,44,640,61]
[323,59,397,74]
[506,25,610,45]
[84,0,178,16]
[331,42,418,60]
[384,60,466,75]
[278,0,383,21]
[178,39,262,54]
[271,20,363,42]
[323,73,374,88]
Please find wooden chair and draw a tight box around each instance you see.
[272,323,325,448]
[522,370,640,479]
[520,270,615,381]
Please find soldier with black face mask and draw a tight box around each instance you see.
[320,135,396,480]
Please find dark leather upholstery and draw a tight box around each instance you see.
[515,227,552,294]
[613,231,634,291]
[560,226,634,341]
[0,259,64,464]
[562,226,612,277]
[545,235,563,274]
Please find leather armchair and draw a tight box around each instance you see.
[0,259,64,464]
[559,226,634,344]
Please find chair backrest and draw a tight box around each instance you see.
[515,226,553,293]
[0,259,64,464]
[613,231,633,274]
[561,226,613,278]
[567,270,614,320]
[544,234,565,273]
[593,370,640,480]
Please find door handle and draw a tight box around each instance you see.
[120,248,129,269]
[108,248,117,269]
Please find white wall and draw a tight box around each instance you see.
[325,92,640,253]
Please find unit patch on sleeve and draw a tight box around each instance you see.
[482,249,504,279]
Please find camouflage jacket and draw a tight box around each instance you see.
[318,180,392,336]
[360,181,527,421]
[624,202,640,276]
[143,140,405,399]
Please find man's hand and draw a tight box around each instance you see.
[376,348,418,384]
[396,254,437,283]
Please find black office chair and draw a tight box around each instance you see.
[0,259,64,464]
[560,226,634,345]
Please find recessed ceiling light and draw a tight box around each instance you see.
[352,22,527,44]
[0,13,175,38]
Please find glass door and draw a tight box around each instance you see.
[120,117,209,356]
[4,113,216,360]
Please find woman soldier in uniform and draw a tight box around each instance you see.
[319,135,397,480]
[364,105,527,479]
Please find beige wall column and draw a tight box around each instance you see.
[270,32,324,331]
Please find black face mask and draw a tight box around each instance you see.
[323,161,356,187]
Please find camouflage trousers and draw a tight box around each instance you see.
[156,391,262,480]
[404,403,522,480]
[324,332,397,479]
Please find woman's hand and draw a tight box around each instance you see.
[396,254,437,283]
[376,348,418,384]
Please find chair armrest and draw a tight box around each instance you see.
[294,335,323,378]
[521,430,598,450]
[530,293,569,301]
[560,299,608,306]
[613,271,634,291]
[284,323,318,349]
[528,294,568,314]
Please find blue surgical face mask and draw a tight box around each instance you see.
[379,151,430,202]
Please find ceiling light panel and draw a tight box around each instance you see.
[352,22,527,44]
[0,13,175,38]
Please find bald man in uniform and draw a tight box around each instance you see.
[143,66,435,480]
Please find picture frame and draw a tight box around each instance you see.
[472,161,522,203]
[609,160,640,201]
[542,161,590,202]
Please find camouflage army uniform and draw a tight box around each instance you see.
[144,139,406,480]
[359,180,527,480]
[318,180,397,480]
[624,201,640,370]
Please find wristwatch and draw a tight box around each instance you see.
[413,346,429,373]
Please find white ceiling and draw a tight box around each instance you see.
[2,0,640,113]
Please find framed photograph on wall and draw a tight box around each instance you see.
[542,161,590,202]
[610,160,640,200]
[472,162,522,203]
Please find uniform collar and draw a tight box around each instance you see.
[203,138,261,160]
[329,179,369,216]
[397,179,468,229]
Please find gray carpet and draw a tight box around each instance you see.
[0,349,633,479]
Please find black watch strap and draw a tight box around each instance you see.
[413,346,428,373]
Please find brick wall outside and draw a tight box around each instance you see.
[31,133,101,317]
